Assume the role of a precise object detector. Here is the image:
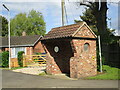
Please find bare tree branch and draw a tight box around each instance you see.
[80,3,92,9]
[88,1,94,5]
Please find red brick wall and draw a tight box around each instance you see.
[43,38,97,78]
[2,41,45,67]
[70,39,97,78]
[0,48,3,53]
[5,47,33,55]
[42,25,97,78]
[42,39,74,75]
[1,48,19,67]
[26,47,33,55]
[33,41,45,53]
[3,47,36,67]
[4,46,35,67]
[5,48,9,51]
[74,24,95,38]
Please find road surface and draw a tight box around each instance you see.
[1,69,119,89]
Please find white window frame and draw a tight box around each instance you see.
[11,47,26,58]
[25,47,27,55]
[11,48,15,58]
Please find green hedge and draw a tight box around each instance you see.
[0,51,9,67]
[17,51,24,67]
[0,53,2,67]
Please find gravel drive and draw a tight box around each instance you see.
[12,67,46,75]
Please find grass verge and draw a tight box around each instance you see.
[0,67,24,70]
[11,67,24,70]
[39,72,47,76]
[86,65,120,80]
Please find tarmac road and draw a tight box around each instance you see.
[1,69,119,89]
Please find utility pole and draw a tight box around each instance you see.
[3,4,11,69]
[61,0,65,26]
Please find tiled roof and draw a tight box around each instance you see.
[0,35,42,47]
[42,22,84,40]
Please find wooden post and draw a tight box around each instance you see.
[23,53,25,67]
[98,35,102,73]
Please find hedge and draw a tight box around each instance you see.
[1,51,9,67]
[17,51,24,67]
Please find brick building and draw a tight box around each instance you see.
[41,22,97,78]
[0,35,45,67]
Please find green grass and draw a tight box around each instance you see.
[39,72,47,76]
[11,67,24,70]
[0,67,9,70]
[86,65,120,80]
[0,67,24,70]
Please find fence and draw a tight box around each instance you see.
[23,54,46,67]
[102,43,120,68]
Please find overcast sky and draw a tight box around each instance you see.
[0,0,120,35]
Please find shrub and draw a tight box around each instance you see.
[17,51,24,67]
[0,53,2,67]
[1,51,9,67]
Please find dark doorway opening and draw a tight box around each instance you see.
[54,56,70,76]
[43,39,74,76]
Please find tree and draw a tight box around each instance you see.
[75,7,116,44]
[10,13,27,36]
[11,10,46,36]
[76,4,118,68]
[75,8,98,35]
[80,8,96,26]
[0,15,8,36]
[79,0,108,43]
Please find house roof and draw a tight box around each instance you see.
[0,35,42,48]
[42,21,96,40]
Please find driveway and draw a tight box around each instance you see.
[1,69,119,89]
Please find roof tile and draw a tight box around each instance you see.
[42,22,84,40]
[0,35,41,47]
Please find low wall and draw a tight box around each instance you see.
[11,58,19,67]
